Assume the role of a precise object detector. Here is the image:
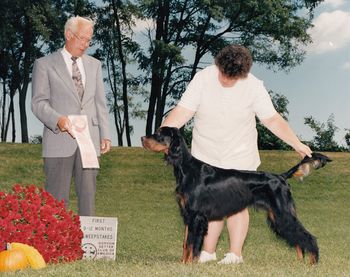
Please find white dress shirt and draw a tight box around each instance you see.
[61,47,86,87]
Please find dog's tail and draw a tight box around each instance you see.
[280,152,332,180]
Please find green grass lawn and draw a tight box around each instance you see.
[0,144,349,276]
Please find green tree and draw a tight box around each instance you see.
[0,0,94,143]
[304,114,341,151]
[344,129,350,149]
[0,0,65,142]
[94,0,145,146]
[0,48,16,142]
[30,134,42,144]
[136,0,324,135]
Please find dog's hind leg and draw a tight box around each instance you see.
[268,209,319,264]
[256,181,319,264]
[192,213,208,259]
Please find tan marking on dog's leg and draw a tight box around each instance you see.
[182,225,189,263]
[187,246,193,264]
[309,253,317,265]
[268,209,275,222]
[296,245,303,261]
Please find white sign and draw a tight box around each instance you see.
[80,216,118,260]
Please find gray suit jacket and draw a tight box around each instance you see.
[31,50,111,157]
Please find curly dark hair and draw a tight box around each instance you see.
[214,45,252,78]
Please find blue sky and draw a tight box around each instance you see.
[25,0,349,147]
[252,0,350,146]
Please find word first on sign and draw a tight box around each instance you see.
[80,216,118,260]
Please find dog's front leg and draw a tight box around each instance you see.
[186,241,193,263]
[182,225,189,263]
[296,245,304,261]
[184,225,195,264]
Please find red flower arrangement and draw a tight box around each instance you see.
[0,184,83,263]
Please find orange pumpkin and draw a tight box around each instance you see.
[10,242,46,269]
[0,243,28,272]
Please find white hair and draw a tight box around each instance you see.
[64,16,94,33]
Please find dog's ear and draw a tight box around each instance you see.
[165,128,183,166]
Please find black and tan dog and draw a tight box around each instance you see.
[141,127,331,264]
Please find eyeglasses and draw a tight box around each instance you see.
[71,31,92,46]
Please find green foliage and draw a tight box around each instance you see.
[182,123,193,147]
[0,144,349,276]
[0,0,94,143]
[304,114,343,152]
[0,0,328,144]
[94,0,144,146]
[257,91,291,150]
[29,135,42,144]
[344,129,350,149]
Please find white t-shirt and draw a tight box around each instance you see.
[178,65,276,170]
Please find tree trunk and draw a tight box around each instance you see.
[1,81,7,141]
[19,81,29,143]
[146,0,169,135]
[11,98,15,143]
[113,0,131,146]
[4,92,15,142]
[155,58,173,130]
[146,76,158,136]
[18,14,32,143]
[108,56,124,146]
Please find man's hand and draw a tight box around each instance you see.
[100,139,111,154]
[57,116,74,138]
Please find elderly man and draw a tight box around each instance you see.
[31,16,111,215]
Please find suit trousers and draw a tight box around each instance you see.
[44,149,98,216]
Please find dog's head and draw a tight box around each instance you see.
[310,152,332,168]
[141,127,184,165]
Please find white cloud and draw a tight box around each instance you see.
[322,0,346,8]
[307,10,350,54]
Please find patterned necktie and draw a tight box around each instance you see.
[71,56,84,101]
